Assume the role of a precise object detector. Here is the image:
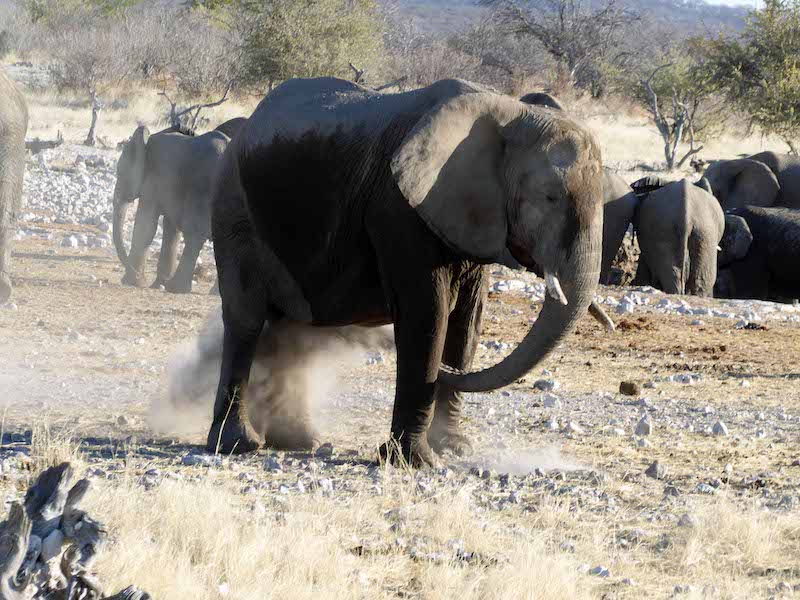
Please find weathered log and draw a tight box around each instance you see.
[25,132,64,155]
[0,463,149,600]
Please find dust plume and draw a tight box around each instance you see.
[468,445,584,475]
[152,307,395,444]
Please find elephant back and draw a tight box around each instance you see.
[631,176,669,200]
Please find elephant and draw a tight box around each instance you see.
[703,151,800,210]
[113,124,230,293]
[208,77,605,464]
[0,68,28,304]
[631,177,724,296]
[716,206,800,301]
[518,91,565,111]
[214,117,247,139]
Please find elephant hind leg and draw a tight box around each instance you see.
[687,233,717,297]
[166,234,205,294]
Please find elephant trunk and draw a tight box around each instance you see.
[439,220,601,393]
[112,195,131,267]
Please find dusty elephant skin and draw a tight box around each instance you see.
[112,124,229,293]
[703,151,800,211]
[208,77,604,465]
[0,68,29,305]
[213,117,247,140]
[716,206,800,301]
[631,178,724,297]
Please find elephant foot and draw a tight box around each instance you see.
[263,418,321,451]
[150,278,167,290]
[165,278,193,294]
[121,271,147,288]
[428,428,474,457]
[378,436,441,468]
[206,417,261,455]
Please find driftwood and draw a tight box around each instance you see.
[0,463,150,600]
[25,133,64,155]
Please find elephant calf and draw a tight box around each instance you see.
[113,124,230,293]
[632,177,724,297]
[0,68,28,304]
[717,206,800,301]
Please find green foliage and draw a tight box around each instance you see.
[697,0,800,150]
[17,0,140,22]
[207,0,386,88]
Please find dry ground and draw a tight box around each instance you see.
[1,235,799,599]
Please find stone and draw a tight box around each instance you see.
[61,235,79,248]
[696,483,717,495]
[619,381,640,396]
[543,394,561,409]
[645,461,667,480]
[545,417,560,431]
[315,443,334,458]
[678,513,697,528]
[589,565,611,577]
[534,379,560,392]
[664,485,681,497]
[563,421,584,435]
[635,416,652,436]
[637,438,652,448]
[621,578,636,586]
[712,421,729,436]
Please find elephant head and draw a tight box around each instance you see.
[112,125,150,266]
[391,94,603,392]
[518,91,565,111]
[718,214,753,268]
[703,158,780,210]
[695,177,713,194]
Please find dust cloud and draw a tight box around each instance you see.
[470,445,585,475]
[152,307,395,441]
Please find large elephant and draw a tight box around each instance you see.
[703,151,800,210]
[113,124,229,293]
[209,77,604,464]
[0,68,28,304]
[716,206,800,300]
[632,177,724,296]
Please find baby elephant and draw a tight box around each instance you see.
[632,177,724,296]
[716,207,800,301]
[113,124,230,293]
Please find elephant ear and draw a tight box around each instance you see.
[720,214,753,266]
[695,177,712,194]
[391,94,527,261]
[519,91,565,111]
[131,125,150,149]
[718,159,779,209]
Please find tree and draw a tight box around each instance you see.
[697,0,800,153]
[634,49,727,170]
[199,0,386,90]
[481,0,638,96]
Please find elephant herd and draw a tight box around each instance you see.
[2,66,800,464]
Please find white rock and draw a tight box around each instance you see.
[678,513,697,528]
[712,421,729,436]
[543,394,561,409]
[563,421,584,435]
[534,379,560,392]
[61,235,79,248]
[635,416,652,436]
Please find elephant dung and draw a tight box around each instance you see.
[619,381,641,396]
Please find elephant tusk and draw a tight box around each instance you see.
[545,272,568,305]
[717,245,722,251]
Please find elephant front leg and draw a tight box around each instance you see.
[428,267,486,457]
[165,235,205,294]
[151,217,179,289]
[379,271,451,468]
[122,202,159,287]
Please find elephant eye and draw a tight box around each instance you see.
[546,196,558,204]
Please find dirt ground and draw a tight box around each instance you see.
[1,234,800,599]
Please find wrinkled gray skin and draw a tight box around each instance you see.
[704,151,800,210]
[0,68,28,305]
[214,117,247,140]
[210,78,605,462]
[113,125,229,293]
[633,178,724,296]
[716,206,800,301]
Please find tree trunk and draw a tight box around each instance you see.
[84,90,102,147]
